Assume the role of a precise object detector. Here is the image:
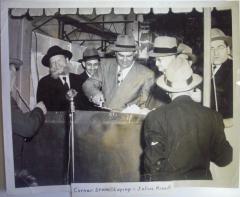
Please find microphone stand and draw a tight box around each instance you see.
[66,89,77,183]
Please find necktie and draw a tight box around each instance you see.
[63,76,69,91]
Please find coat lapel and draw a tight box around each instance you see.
[104,60,118,102]
[107,62,140,109]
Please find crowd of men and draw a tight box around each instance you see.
[10,27,233,186]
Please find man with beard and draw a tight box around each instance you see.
[37,45,88,111]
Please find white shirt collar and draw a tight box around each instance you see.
[212,64,222,76]
[117,61,135,81]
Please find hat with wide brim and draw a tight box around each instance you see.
[42,45,72,67]
[149,36,182,57]
[157,73,202,92]
[9,58,23,70]
[211,28,232,47]
[156,56,202,92]
[110,34,139,52]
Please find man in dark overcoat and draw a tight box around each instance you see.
[210,28,233,119]
[37,45,90,111]
[143,56,232,181]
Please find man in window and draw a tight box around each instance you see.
[210,28,233,119]
[82,34,155,112]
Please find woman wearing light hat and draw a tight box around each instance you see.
[143,56,232,181]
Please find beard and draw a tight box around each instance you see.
[50,66,70,79]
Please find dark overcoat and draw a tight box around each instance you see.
[211,59,233,118]
[11,97,45,172]
[143,96,233,181]
[37,72,95,111]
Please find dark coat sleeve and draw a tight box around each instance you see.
[143,110,168,173]
[11,99,45,138]
[37,76,51,109]
[210,112,233,166]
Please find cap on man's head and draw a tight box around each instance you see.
[211,28,232,47]
[156,56,202,92]
[10,58,23,70]
[41,45,72,67]
[149,36,182,57]
[111,34,138,52]
[80,47,100,62]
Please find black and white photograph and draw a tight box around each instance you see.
[0,0,240,197]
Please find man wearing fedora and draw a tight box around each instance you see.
[147,37,202,108]
[80,47,101,78]
[37,45,89,111]
[146,36,182,109]
[82,34,154,111]
[143,56,232,181]
[210,28,232,119]
[78,47,106,110]
[10,58,47,187]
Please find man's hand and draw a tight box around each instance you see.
[35,101,47,115]
[122,104,151,115]
[90,93,105,107]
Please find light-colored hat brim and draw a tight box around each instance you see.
[211,36,232,47]
[149,48,183,57]
[110,45,138,52]
[156,73,202,93]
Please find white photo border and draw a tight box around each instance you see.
[1,0,240,196]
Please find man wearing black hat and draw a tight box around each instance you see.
[37,45,88,111]
[10,58,47,187]
[82,34,155,112]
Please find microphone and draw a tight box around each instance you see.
[65,88,78,183]
[66,89,78,100]
[66,89,78,112]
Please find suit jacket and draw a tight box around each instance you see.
[143,96,232,181]
[82,58,155,111]
[211,59,233,118]
[11,97,45,172]
[37,72,94,111]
